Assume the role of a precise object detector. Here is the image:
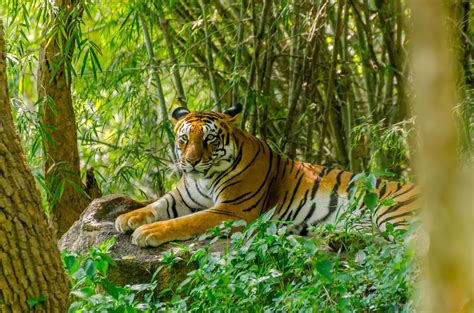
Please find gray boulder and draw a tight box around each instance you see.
[59,194,225,289]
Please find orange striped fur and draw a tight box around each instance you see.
[116,105,419,247]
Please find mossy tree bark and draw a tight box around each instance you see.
[37,0,89,236]
[0,21,70,312]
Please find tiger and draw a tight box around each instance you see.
[115,104,419,247]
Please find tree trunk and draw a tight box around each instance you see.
[409,1,474,312]
[0,20,70,313]
[37,0,89,236]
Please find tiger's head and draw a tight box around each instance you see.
[171,104,243,177]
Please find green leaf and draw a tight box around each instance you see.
[366,174,377,190]
[316,259,333,280]
[364,192,379,210]
[84,259,96,278]
[386,222,395,233]
[63,255,78,273]
[27,296,47,308]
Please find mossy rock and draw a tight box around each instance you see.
[59,194,226,291]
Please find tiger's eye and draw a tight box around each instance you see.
[206,134,216,142]
[179,134,188,143]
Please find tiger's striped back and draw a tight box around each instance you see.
[268,158,419,234]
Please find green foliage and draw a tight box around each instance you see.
[63,207,418,312]
[62,237,159,313]
[169,207,416,312]
[2,0,442,204]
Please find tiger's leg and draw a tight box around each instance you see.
[131,206,244,247]
[115,188,194,233]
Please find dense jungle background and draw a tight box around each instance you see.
[0,0,472,312]
[3,0,472,222]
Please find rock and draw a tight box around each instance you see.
[59,194,225,289]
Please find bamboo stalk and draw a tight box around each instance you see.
[211,0,252,64]
[250,0,272,134]
[340,3,357,171]
[376,0,408,123]
[232,0,247,106]
[139,14,176,163]
[175,1,232,69]
[282,1,303,157]
[240,0,271,130]
[304,7,327,162]
[317,0,348,166]
[200,0,221,111]
[350,0,379,123]
[155,4,187,106]
[259,16,278,140]
[451,0,472,154]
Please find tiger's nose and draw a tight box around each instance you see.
[186,158,200,166]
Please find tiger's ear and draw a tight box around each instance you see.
[223,103,243,122]
[171,107,190,124]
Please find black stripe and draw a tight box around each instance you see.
[243,192,267,212]
[225,132,230,145]
[281,158,290,179]
[176,188,196,212]
[276,191,289,214]
[301,202,317,227]
[379,183,388,199]
[375,196,419,225]
[345,173,357,193]
[211,141,258,192]
[222,145,274,205]
[289,190,309,221]
[380,182,405,201]
[169,194,178,218]
[221,191,253,204]
[275,154,282,175]
[165,197,171,219]
[279,172,306,221]
[231,132,240,148]
[392,221,408,228]
[195,180,211,199]
[260,185,274,215]
[208,208,238,218]
[311,167,331,199]
[393,184,416,199]
[210,146,245,191]
[215,180,242,199]
[293,163,303,178]
[289,159,295,174]
[376,178,382,188]
[321,170,344,222]
[183,179,205,209]
[378,211,414,228]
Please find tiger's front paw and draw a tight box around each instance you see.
[115,206,157,233]
[131,223,166,247]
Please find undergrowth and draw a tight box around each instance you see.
[62,173,419,312]
[63,219,418,312]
